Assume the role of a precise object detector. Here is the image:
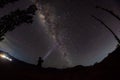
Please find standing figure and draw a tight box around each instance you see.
[37,57,44,68]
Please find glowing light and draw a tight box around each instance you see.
[0,54,12,61]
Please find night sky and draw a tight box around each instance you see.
[0,0,120,68]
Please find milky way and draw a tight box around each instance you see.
[35,0,72,66]
[34,0,120,67]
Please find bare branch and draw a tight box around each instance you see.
[96,6,120,21]
[91,15,120,44]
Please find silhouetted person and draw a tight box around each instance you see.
[37,57,43,68]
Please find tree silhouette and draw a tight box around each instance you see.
[0,4,37,41]
[0,0,19,8]
[91,6,120,45]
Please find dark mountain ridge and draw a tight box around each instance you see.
[0,44,120,80]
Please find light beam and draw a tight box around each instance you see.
[43,42,58,60]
